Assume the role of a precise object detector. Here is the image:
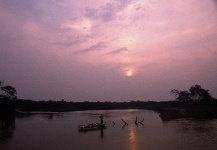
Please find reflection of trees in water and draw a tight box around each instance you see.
[42,113,54,120]
[163,119,217,150]
[164,119,216,134]
[42,112,63,120]
[0,128,15,144]
[0,118,15,145]
[100,128,104,138]
[0,80,16,144]
[0,118,15,130]
[182,120,215,133]
[15,112,63,120]
[0,100,15,130]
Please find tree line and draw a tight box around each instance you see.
[0,81,17,128]
[0,80,176,112]
[1,80,217,118]
[170,84,214,104]
[13,99,174,112]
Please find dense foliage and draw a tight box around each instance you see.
[170,84,213,103]
[1,80,217,123]
[0,81,17,100]
[0,81,17,129]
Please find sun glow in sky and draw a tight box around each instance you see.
[0,0,217,101]
[125,69,134,77]
[127,70,133,77]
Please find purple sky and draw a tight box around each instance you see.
[0,0,217,102]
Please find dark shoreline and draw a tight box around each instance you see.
[1,99,217,125]
[12,99,174,112]
[159,104,217,121]
[14,99,217,121]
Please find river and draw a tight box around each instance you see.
[1,109,217,150]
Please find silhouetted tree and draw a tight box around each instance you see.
[171,84,213,104]
[189,85,212,101]
[0,81,17,100]
[0,81,17,129]
[170,89,191,103]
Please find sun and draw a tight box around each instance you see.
[123,67,136,77]
[126,69,133,77]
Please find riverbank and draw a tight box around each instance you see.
[12,99,175,112]
[2,99,217,122]
[159,104,217,121]
[0,99,15,129]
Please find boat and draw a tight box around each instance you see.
[78,123,106,131]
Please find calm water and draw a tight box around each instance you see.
[1,109,217,150]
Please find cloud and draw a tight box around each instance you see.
[61,18,93,34]
[84,0,134,22]
[85,8,99,19]
[107,47,128,55]
[74,42,107,54]
[51,35,89,48]
[53,40,82,48]
[100,2,118,22]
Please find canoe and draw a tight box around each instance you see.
[78,123,106,131]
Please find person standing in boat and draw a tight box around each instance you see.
[99,114,104,124]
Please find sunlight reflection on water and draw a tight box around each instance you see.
[129,125,136,150]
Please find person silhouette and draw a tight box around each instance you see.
[99,114,104,124]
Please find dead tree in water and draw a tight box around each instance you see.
[135,117,138,126]
[139,118,144,126]
[139,118,144,123]
[121,119,128,125]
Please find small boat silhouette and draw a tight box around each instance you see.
[78,123,106,131]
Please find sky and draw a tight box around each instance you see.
[0,0,217,102]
